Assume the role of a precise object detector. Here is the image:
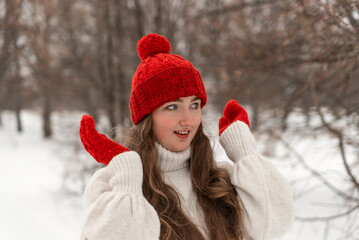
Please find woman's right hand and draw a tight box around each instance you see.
[218,100,249,136]
[79,115,129,165]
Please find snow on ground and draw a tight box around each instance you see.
[0,109,358,240]
[0,110,82,240]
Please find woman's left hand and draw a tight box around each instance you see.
[79,115,129,165]
[218,100,249,136]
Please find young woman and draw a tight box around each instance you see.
[79,33,293,240]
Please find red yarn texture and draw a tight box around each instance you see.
[130,33,207,125]
[137,33,170,61]
[219,100,250,136]
[79,115,129,165]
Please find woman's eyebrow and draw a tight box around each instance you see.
[191,97,201,102]
[171,97,201,103]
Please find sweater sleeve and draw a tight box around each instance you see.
[218,121,294,240]
[80,151,160,240]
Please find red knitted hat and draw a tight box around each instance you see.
[129,33,207,125]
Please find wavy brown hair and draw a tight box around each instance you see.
[124,115,244,240]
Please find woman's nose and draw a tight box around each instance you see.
[179,110,194,126]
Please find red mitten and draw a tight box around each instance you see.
[219,100,250,136]
[79,115,129,165]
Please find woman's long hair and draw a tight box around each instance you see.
[124,115,244,240]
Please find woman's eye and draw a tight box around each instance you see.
[191,102,200,109]
[166,104,177,110]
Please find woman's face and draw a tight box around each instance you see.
[151,96,202,152]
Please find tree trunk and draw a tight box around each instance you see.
[117,69,127,127]
[15,107,22,132]
[88,88,99,122]
[0,108,2,127]
[104,0,117,138]
[0,0,15,81]
[133,0,144,39]
[114,0,127,129]
[281,106,290,131]
[154,0,163,33]
[43,94,52,138]
[14,55,23,133]
[250,102,259,131]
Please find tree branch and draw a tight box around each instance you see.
[270,130,359,202]
[310,79,359,192]
[296,203,359,222]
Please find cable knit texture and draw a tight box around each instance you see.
[219,100,250,136]
[81,121,294,240]
[155,142,190,172]
[107,151,143,193]
[218,121,294,239]
[129,33,207,125]
[79,115,129,165]
[81,151,160,240]
[219,120,257,160]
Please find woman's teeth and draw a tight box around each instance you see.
[175,131,189,135]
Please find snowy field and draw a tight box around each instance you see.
[0,110,357,240]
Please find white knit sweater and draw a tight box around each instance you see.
[81,121,294,240]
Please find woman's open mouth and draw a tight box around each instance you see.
[174,130,190,139]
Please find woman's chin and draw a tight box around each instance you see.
[165,142,190,152]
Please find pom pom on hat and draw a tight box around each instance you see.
[137,33,171,61]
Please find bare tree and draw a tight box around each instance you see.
[0,0,24,131]
[188,0,359,237]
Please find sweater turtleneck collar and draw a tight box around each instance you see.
[155,142,191,172]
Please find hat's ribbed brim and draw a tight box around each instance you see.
[130,66,207,125]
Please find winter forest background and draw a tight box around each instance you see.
[0,0,358,239]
